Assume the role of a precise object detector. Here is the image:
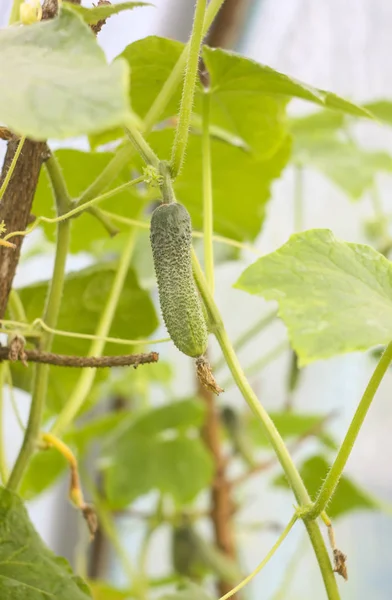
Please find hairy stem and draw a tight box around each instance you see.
[202,91,215,292]
[51,227,139,436]
[308,341,392,518]
[170,0,207,177]
[76,0,227,207]
[144,0,226,131]
[191,250,340,600]
[125,116,160,168]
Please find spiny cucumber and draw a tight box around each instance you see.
[150,202,208,358]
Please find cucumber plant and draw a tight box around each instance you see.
[0,1,392,599]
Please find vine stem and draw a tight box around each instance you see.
[144,0,226,131]
[219,514,298,600]
[7,221,70,490]
[7,154,72,490]
[51,226,139,436]
[0,137,25,202]
[308,340,392,519]
[202,90,214,292]
[76,0,227,207]
[3,176,144,244]
[191,250,340,600]
[170,0,207,177]
[125,115,160,168]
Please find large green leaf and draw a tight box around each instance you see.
[0,487,91,598]
[33,149,144,254]
[235,229,392,365]
[274,455,377,519]
[65,1,152,25]
[0,8,130,139]
[203,47,370,118]
[120,36,184,122]
[103,400,213,507]
[289,110,346,138]
[129,398,206,435]
[292,137,392,199]
[363,100,392,125]
[119,37,369,157]
[139,129,290,241]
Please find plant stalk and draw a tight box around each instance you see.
[125,116,160,169]
[191,250,340,600]
[170,0,207,177]
[7,220,70,490]
[202,90,215,292]
[308,340,392,518]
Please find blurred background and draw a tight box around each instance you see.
[1,1,392,599]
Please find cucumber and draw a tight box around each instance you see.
[150,202,208,358]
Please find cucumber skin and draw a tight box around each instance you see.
[150,202,208,358]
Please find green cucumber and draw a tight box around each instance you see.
[150,202,208,358]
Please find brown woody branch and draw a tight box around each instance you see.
[198,352,236,598]
[1,347,159,368]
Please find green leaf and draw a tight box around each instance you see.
[120,36,184,121]
[130,398,206,435]
[105,436,213,508]
[289,110,346,138]
[363,100,392,125]
[65,1,152,25]
[103,400,212,507]
[273,455,377,519]
[292,137,392,199]
[235,229,392,365]
[203,46,370,119]
[33,149,144,254]
[11,263,157,415]
[119,37,368,157]
[17,263,158,357]
[140,129,290,241]
[20,448,67,500]
[160,582,213,600]
[247,411,336,450]
[202,46,370,156]
[0,7,130,139]
[0,487,91,598]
